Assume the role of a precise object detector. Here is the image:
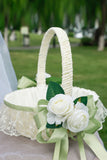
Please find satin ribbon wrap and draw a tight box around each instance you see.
[17,76,107,160]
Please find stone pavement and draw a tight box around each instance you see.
[9,43,80,51]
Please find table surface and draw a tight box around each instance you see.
[0,131,100,160]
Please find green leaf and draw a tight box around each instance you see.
[87,95,97,119]
[85,118,101,134]
[74,96,87,105]
[46,77,61,84]
[46,81,64,101]
[46,122,62,129]
[34,109,48,129]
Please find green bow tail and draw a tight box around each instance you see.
[17,76,107,160]
[33,108,68,160]
[34,104,107,160]
[18,76,37,89]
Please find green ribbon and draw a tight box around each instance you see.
[84,133,107,160]
[18,76,36,89]
[77,133,86,160]
[33,106,68,160]
[17,76,107,160]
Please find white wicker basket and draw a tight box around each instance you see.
[0,27,106,141]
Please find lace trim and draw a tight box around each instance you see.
[0,103,37,140]
[95,99,107,130]
[0,103,20,136]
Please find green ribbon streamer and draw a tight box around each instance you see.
[16,76,107,160]
[53,133,68,160]
[53,140,61,160]
[84,133,107,160]
[77,134,86,160]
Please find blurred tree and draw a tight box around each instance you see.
[98,0,107,51]
[33,0,65,31]
[0,0,29,45]
[0,0,11,44]
[0,0,106,50]
[10,0,29,29]
[65,0,107,50]
[63,0,84,28]
[84,0,107,51]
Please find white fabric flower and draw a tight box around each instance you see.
[67,103,89,133]
[47,112,68,125]
[47,94,74,116]
[75,102,88,112]
[47,112,56,124]
[47,94,89,132]
[47,94,74,124]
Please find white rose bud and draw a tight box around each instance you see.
[67,108,89,133]
[47,94,74,116]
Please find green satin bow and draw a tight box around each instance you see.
[17,76,107,160]
[33,98,107,160]
[33,104,68,160]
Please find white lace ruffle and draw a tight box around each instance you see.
[0,87,106,139]
[95,99,107,130]
[0,103,38,140]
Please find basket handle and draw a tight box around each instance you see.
[37,27,73,95]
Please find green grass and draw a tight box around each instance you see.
[10,46,107,148]
[8,31,80,47]
[8,31,44,47]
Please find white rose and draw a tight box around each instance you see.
[66,103,89,132]
[47,94,74,116]
[47,94,74,125]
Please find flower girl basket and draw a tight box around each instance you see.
[0,27,107,160]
